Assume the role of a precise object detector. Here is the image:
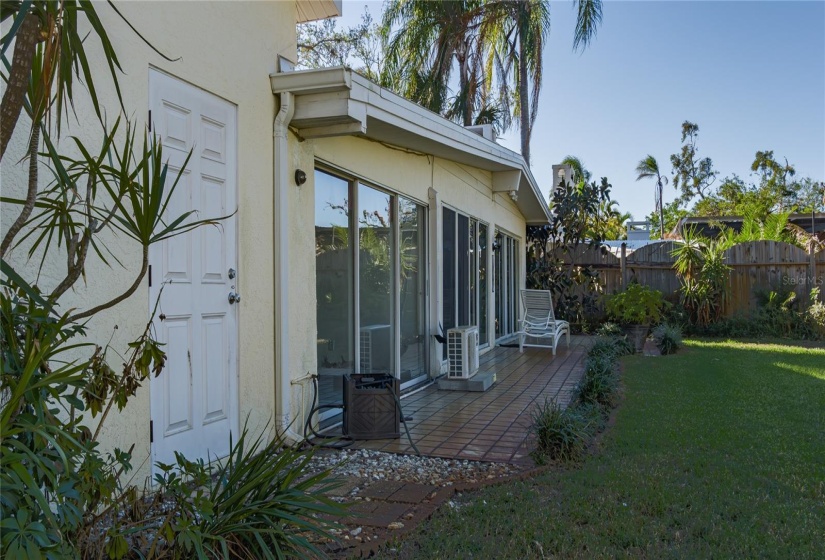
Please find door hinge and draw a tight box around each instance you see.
[148,110,152,132]
[148,265,152,287]
[150,420,153,443]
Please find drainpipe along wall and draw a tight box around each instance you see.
[274,91,302,442]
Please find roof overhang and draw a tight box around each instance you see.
[270,67,550,225]
[296,0,342,23]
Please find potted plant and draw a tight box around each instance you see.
[605,283,666,353]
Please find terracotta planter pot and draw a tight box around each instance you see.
[624,324,650,354]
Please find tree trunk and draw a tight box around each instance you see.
[68,245,149,322]
[0,125,40,257]
[518,36,530,165]
[658,179,665,238]
[458,45,472,126]
[0,13,42,162]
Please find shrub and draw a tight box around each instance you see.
[805,288,825,336]
[574,369,619,409]
[150,422,346,559]
[688,289,823,341]
[588,337,620,360]
[530,399,593,464]
[574,354,619,409]
[531,336,624,464]
[585,353,616,377]
[605,283,666,325]
[593,323,635,357]
[652,323,683,355]
[595,322,624,337]
[589,335,634,359]
[672,231,730,327]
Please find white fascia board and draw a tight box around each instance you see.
[295,0,342,23]
[270,67,550,224]
[351,74,550,223]
[270,66,351,95]
[355,73,522,169]
[519,165,551,225]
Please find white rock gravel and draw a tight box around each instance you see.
[307,448,520,488]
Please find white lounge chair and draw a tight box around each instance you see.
[518,289,570,355]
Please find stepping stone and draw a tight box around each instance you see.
[360,480,404,499]
[324,477,362,497]
[387,483,436,504]
[347,502,410,529]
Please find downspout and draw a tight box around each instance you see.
[274,91,302,442]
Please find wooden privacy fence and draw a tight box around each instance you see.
[549,240,824,316]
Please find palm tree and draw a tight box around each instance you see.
[0,1,173,256]
[381,0,487,124]
[561,155,591,185]
[635,155,668,239]
[594,199,631,240]
[484,0,602,165]
[482,0,550,165]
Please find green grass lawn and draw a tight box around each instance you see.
[382,340,825,559]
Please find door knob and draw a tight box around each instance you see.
[228,291,241,304]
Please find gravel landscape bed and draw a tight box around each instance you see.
[308,448,522,490]
[304,448,526,555]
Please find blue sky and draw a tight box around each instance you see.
[336,1,825,220]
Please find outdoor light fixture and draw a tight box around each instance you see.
[294,169,307,186]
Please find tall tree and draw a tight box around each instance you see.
[560,154,591,184]
[485,0,601,165]
[381,0,486,124]
[670,121,718,203]
[589,198,631,240]
[483,0,550,165]
[635,154,668,238]
[750,150,797,212]
[297,9,386,82]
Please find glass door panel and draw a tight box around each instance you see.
[494,230,519,341]
[358,184,394,374]
[469,219,478,327]
[442,208,456,359]
[315,170,353,413]
[494,231,503,339]
[457,214,470,326]
[510,238,519,335]
[399,197,427,388]
[479,223,488,346]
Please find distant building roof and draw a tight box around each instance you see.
[677,212,825,238]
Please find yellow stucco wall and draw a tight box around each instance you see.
[1,1,297,483]
[2,2,535,481]
[289,134,528,429]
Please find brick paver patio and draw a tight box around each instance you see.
[349,336,590,463]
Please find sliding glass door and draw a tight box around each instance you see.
[315,169,428,414]
[478,223,488,346]
[398,198,428,388]
[494,230,519,341]
[442,208,490,358]
[315,171,354,412]
[358,184,393,374]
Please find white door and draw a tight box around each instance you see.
[148,69,238,468]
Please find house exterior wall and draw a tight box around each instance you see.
[3,3,537,483]
[1,1,298,483]
[288,134,528,428]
